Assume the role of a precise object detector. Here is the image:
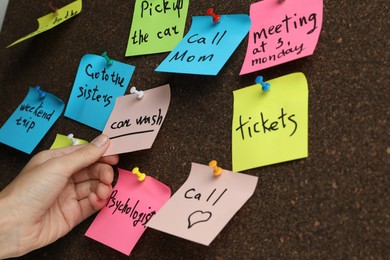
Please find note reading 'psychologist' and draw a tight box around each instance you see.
[240,0,323,74]
[155,14,251,75]
[85,168,171,255]
[147,162,258,246]
[232,72,309,171]
[125,0,189,56]
[7,0,82,47]
[103,84,171,156]
[0,87,64,154]
[64,54,135,131]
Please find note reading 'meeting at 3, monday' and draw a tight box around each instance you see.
[232,72,309,172]
[240,0,323,74]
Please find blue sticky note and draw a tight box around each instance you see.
[65,54,135,131]
[0,87,65,154]
[155,14,251,75]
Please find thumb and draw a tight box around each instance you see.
[50,134,111,176]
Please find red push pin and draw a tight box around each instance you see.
[206,8,220,23]
[48,2,59,13]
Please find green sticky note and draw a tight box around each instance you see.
[125,0,189,56]
[7,0,82,47]
[50,133,88,149]
[232,72,309,171]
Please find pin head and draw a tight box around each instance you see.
[48,2,59,13]
[130,86,144,99]
[255,76,271,92]
[209,160,223,176]
[67,133,79,145]
[34,86,46,99]
[132,167,146,181]
[101,51,113,66]
[206,8,221,23]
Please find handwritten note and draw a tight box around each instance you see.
[102,84,170,155]
[50,133,88,149]
[85,168,171,255]
[125,0,189,56]
[0,0,8,32]
[0,87,64,154]
[155,14,251,75]
[232,72,308,171]
[240,0,323,74]
[64,54,135,131]
[147,162,258,246]
[7,0,82,47]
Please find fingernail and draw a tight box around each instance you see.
[91,134,108,148]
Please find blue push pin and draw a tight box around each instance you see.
[255,76,270,92]
[34,86,46,99]
[101,51,113,66]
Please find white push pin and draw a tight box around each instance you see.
[130,86,144,99]
[67,134,79,145]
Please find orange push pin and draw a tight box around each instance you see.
[132,167,146,181]
[209,160,223,176]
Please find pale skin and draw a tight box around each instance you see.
[0,134,119,258]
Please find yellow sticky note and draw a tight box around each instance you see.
[232,72,308,171]
[7,0,82,47]
[50,133,88,149]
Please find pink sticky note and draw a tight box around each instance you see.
[147,162,258,246]
[103,84,170,156]
[85,168,171,255]
[240,0,323,74]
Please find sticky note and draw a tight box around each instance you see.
[155,14,251,75]
[7,0,82,47]
[50,133,88,149]
[147,162,258,246]
[85,168,171,255]
[0,87,65,154]
[240,0,323,74]
[103,84,170,156]
[64,54,135,131]
[0,0,9,32]
[232,72,308,171]
[125,0,189,56]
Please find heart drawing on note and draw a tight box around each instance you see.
[187,210,212,229]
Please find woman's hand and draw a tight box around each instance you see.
[0,134,119,258]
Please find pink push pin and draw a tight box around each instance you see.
[206,8,220,23]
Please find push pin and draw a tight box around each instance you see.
[130,86,144,99]
[209,160,223,176]
[206,8,220,23]
[34,86,46,99]
[67,134,79,145]
[255,76,271,92]
[48,2,59,13]
[132,167,146,181]
[101,51,113,66]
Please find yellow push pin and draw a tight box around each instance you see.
[209,160,223,176]
[132,167,146,181]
